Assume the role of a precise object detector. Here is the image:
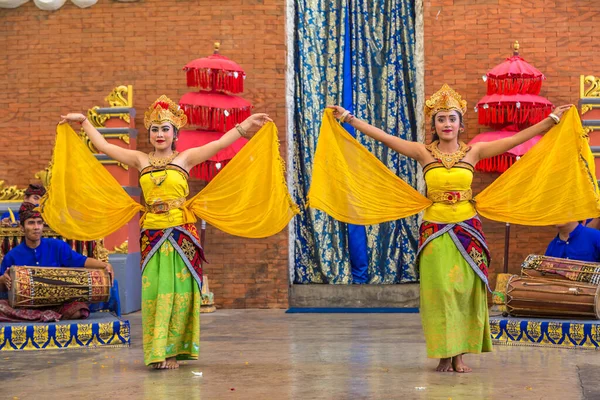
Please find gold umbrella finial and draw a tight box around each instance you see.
[513,40,520,56]
[214,42,221,54]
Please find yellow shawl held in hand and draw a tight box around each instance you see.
[40,122,299,240]
[308,108,600,226]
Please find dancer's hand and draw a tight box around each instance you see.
[551,104,573,120]
[327,105,348,121]
[239,113,272,139]
[59,113,86,124]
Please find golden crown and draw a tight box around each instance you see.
[144,95,188,130]
[424,84,467,121]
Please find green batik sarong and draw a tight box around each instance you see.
[142,240,200,365]
[419,233,492,358]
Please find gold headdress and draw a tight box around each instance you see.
[144,95,188,129]
[424,84,467,121]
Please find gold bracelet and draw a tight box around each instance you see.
[548,113,560,124]
[340,110,350,122]
[235,123,249,138]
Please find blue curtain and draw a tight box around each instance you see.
[292,0,420,284]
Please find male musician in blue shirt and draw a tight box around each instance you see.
[545,221,600,262]
[0,203,113,319]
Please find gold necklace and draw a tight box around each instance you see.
[148,151,179,168]
[425,141,470,169]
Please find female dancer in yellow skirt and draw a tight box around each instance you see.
[313,84,590,373]
[45,96,298,369]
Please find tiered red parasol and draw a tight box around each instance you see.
[183,53,246,94]
[470,41,553,173]
[475,94,553,126]
[486,55,545,95]
[179,92,252,131]
[177,42,252,181]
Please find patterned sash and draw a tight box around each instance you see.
[140,223,207,289]
[418,217,491,290]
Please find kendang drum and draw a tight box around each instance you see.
[521,254,600,285]
[8,266,110,308]
[506,275,600,319]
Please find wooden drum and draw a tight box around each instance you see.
[8,266,111,308]
[506,275,600,319]
[520,254,600,285]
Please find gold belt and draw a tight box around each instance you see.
[146,197,186,214]
[427,189,472,204]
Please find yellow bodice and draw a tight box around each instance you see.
[139,168,192,230]
[423,163,477,223]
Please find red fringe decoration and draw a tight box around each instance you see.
[486,77,544,95]
[185,68,245,94]
[189,160,232,182]
[477,104,552,126]
[475,154,516,173]
[180,105,251,132]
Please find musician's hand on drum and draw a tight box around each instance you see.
[105,263,114,286]
[0,268,11,291]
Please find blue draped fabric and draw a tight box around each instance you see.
[292,0,421,284]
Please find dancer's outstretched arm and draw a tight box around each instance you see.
[472,104,573,162]
[328,106,428,163]
[178,113,272,171]
[60,113,146,170]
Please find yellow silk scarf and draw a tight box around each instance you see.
[308,108,600,226]
[40,122,298,240]
[307,109,432,224]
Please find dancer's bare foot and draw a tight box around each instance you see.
[151,361,167,369]
[452,354,472,373]
[165,357,179,369]
[436,357,454,372]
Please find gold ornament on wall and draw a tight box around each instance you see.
[580,75,600,116]
[113,240,129,254]
[79,85,133,169]
[0,181,25,201]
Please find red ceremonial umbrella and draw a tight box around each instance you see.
[486,55,545,95]
[472,41,553,274]
[178,130,248,181]
[475,93,553,126]
[179,92,252,131]
[183,53,246,94]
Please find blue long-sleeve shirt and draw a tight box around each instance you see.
[0,238,87,275]
[545,224,600,262]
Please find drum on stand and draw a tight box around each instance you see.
[8,265,111,308]
[506,275,600,319]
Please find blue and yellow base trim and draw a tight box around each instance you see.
[0,312,130,351]
[490,316,600,350]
